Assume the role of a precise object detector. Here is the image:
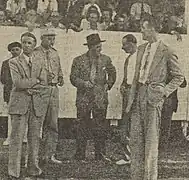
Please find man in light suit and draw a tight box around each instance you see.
[34,28,64,165]
[70,34,116,161]
[126,18,184,180]
[8,32,50,179]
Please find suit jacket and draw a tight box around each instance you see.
[8,53,51,116]
[127,40,184,111]
[70,52,116,109]
[34,46,63,84]
[0,58,13,103]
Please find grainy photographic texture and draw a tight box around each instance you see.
[0,0,188,180]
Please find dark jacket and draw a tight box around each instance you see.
[0,59,13,103]
[70,52,116,109]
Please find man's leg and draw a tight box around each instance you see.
[92,107,109,160]
[75,106,91,160]
[144,102,163,180]
[8,114,27,178]
[159,98,173,151]
[43,87,59,160]
[27,105,43,176]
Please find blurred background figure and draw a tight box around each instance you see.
[0,42,24,146]
[46,11,65,29]
[24,9,40,31]
[82,0,101,18]
[25,0,38,11]
[37,0,58,15]
[107,14,129,32]
[130,0,152,31]
[80,8,100,31]
[60,0,84,32]
[6,0,26,25]
[99,8,113,31]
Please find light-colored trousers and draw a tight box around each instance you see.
[8,103,44,178]
[42,86,59,158]
[130,84,163,180]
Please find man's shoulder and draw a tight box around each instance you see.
[9,56,20,64]
[73,53,87,62]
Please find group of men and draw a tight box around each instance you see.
[1,28,64,179]
[0,16,186,180]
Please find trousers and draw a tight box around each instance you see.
[8,103,43,178]
[130,84,163,180]
[42,86,59,158]
[75,104,109,159]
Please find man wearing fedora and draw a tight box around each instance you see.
[70,33,116,161]
[34,28,64,165]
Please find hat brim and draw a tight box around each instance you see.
[83,40,106,45]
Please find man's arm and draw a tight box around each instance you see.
[164,51,184,97]
[9,59,39,89]
[70,57,92,89]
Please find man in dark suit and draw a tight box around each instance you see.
[58,0,84,31]
[1,42,22,146]
[70,33,116,161]
[159,78,187,151]
[1,42,22,104]
[126,18,184,180]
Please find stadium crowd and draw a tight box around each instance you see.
[0,0,186,34]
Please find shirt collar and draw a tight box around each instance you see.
[23,53,30,64]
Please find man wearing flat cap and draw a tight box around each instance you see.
[34,28,64,164]
[1,42,22,146]
[70,33,116,161]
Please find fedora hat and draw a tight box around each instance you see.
[83,34,106,46]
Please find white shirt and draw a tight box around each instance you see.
[6,0,26,16]
[23,53,31,65]
[130,2,152,20]
[139,41,160,84]
[37,0,58,14]
[127,52,137,85]
[82,3,102,17]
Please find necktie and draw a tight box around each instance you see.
[90,58,97,84]
[28,57,32,77]
[123,55,131,85]
[140,44,151,82]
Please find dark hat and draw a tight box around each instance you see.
[83,34,106,46]
[8,42,22,51]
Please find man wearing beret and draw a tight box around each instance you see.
[70,33,116,161]
[1,42,22,146]
[34,28,64,164]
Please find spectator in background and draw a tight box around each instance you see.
[106,0,117,21]
[99,8,113,31]
[170,6,187,34]
[46,11,65,29]
[61,0,84,32]
[107,14,129,32]
[6,0,26,24]
[0,10,14,25]
[37,0,58,15]
[25,0,38,11]
[24,9,40,31]
[80,9,100,31]
[82,0,102,18]
[130,0,152,30]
